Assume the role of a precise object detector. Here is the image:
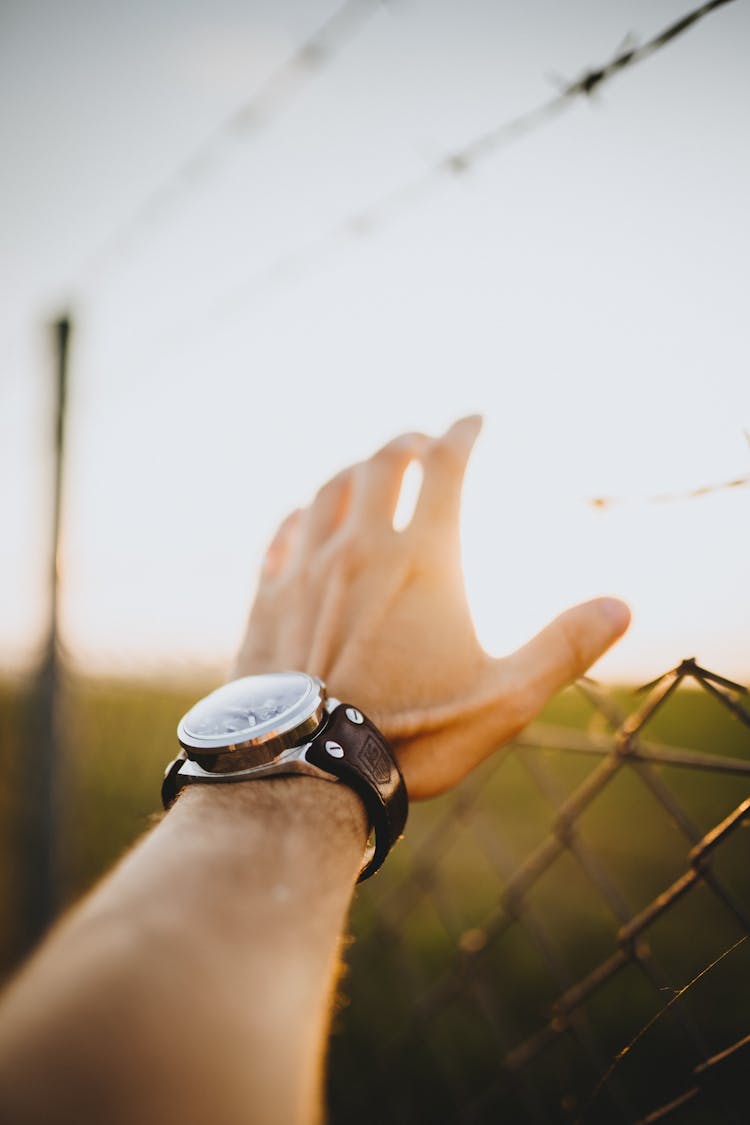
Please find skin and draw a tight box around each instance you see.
[0,417,629,1124]
[236,414,630,796]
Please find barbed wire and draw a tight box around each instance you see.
[211,0,740,323]
[79,0,742,396]
[590,472,750,509]
[577,934,748,1122]
[589,435,750,509]
[76,0,384,287]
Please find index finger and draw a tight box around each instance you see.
[408,415,482,543]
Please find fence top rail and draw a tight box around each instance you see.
[515,723,750,776]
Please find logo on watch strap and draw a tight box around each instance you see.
[359,734,392,785]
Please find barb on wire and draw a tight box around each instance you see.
[589,471,750,510]
[564,0,735,99]
[592,430,750,509]
[79,0,382,284]
[214,0,738,320]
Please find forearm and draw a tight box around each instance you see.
[0,778,367,1125]
[0,415,630,1125]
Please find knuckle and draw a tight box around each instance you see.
[310,483,337,517]
[316,469,350,504]
[272,507,302,543]
[372,432,426,468]
[557,616,588,675]
[371,442,408,472]
[328,528,366,572]
[426,437,464,476]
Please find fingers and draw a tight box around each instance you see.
[296,430,429,562]
[297,469,353,555]
[264,417,480,578]
[409,415,482,542]
[504,597,631,723]
[348,431,428,530]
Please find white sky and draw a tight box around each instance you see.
[1,0,749,682]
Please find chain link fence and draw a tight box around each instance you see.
[330,659,750,1123]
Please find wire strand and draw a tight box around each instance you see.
[575,934,749,1124]
[76,0,383,288]
[212,0,740,321]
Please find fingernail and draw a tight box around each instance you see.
[598,597,631,634]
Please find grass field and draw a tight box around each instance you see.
[1,673,748,1122]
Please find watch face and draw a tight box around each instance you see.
[178,672,324,753]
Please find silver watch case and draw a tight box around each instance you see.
[170,671,341,785]
[165,671,377,876]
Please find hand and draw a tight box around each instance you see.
[234,417,630,799]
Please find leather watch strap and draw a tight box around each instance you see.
[161,701,408,882]
[161,752,189,810]
[304,703,408,881]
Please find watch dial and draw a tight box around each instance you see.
[181,672,315,744]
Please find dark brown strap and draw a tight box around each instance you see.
[305,703,408,881]
[161,751,188,809]
[161,705,408,881]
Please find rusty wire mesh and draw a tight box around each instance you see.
[330,660,750,1124]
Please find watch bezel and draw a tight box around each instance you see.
[177,672,328,760]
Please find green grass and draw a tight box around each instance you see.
[0,674,748,1123]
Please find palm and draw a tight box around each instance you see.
[236,418,629,798]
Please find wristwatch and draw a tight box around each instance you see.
[162,671,408,880]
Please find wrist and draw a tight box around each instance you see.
[166,673,408,879]
[169,775,369,886]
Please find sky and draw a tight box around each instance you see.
[1,0,749,683]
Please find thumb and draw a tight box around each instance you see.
[504,597,631,724]
[392,598,629,800]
